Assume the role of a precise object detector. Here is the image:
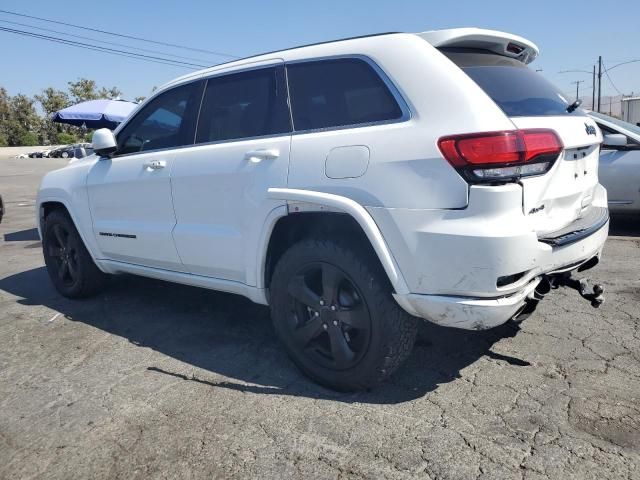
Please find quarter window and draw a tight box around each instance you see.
[286,58,403,130]
[195,66,291,144]
[117,81,202,155]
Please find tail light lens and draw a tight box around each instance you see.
[438,129,563,183]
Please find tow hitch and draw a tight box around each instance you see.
[548,273,605,308]
[513,267,605,323]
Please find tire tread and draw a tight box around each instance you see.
[44,209,107,299]
[270,237,417,391]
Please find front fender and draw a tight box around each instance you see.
[37,161,104,264]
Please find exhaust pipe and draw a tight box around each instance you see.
[532,276,551,301]
[513,277,549,322]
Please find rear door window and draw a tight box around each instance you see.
[286,58,404,130]
[195,65,291,143]
[441,48,582,117]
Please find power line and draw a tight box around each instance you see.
[0,26,207,69]
[0,26,207,68]
[604,59,640,72]
[0,18,210,64]
[0,8,240,59]
[602,61,622,95]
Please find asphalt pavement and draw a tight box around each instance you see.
[1,154,639,479]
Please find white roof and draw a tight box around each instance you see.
[159,28,539,93]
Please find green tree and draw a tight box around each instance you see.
[0,88,10,146]
[35,87,70,116]
[0,79,128,147]
[19,131,39,146]
[35,87,72,145]
[98,86,123,99]
[57,132,78,144]
[68,78,123,103]
[6,94,41,146]
[68,78,99,103]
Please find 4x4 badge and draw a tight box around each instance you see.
[585,123,597,136]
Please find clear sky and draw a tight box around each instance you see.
[2,0,639,106]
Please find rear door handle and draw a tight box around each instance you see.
[143,160,166,170]
[244,149,280,163]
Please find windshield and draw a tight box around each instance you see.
[589,111,640,137]
[441,48,583,117]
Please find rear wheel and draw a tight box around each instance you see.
[270,238,417,391]
[43,210,107,298]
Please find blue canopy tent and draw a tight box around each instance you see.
[51,99,137,130]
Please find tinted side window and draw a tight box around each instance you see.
[196,66,290,143]
[287,58,403,130]
[117,81,202,155]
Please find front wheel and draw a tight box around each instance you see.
[43,210,107,298]
[270,238,418,391]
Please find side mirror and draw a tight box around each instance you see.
[602,133,627,148]
[92,128,117,157]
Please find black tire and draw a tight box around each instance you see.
[43,209,107,298]
[270,238,418,391]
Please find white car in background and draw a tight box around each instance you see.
[589,112,640,213]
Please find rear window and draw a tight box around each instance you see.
[441,48,582,117]
[286,58,404,130]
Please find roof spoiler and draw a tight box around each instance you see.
[417,28,539,64]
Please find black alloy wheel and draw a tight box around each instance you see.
[43,209,107,298]
[286,261,372,371]
[46,223,80,288]
[270,238,418,391]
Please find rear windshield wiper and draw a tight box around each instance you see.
[566,98,582,113]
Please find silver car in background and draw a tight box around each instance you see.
[590,112,640,213]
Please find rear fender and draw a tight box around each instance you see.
[266,188,410,295]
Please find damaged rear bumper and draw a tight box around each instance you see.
[393,219,608,330]
[393,280,539,330]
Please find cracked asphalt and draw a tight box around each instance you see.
[1,154,639,479]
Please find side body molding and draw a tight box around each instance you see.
[266,188,410,295]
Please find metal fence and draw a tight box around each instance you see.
[578,94,625,117]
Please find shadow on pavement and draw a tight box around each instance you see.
[3,228,40,242]
[0,266,525,404]
[609,214,640,238]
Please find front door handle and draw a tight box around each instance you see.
[244,149,280,164]
[143,160,166,170]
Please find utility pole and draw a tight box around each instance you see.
[571,80,585,101]
[592,65,596,110]
[597,56,602,112]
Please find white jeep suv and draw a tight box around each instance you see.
[37,29,608,390]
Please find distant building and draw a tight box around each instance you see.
[621,97,640,126]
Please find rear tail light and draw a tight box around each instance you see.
[438,129,563,183]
